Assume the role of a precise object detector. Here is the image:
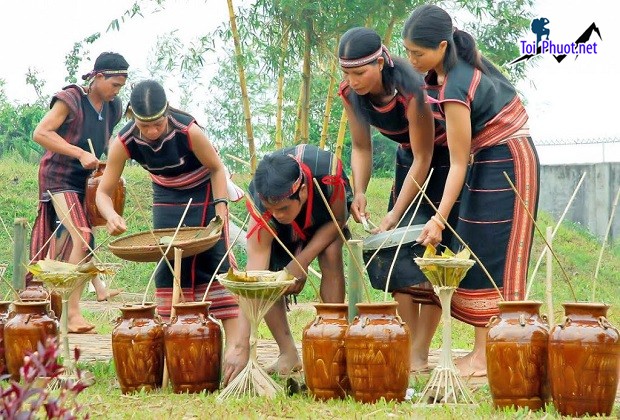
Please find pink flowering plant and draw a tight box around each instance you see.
[0,338,91,419]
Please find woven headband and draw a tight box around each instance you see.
[132,103,169,122]
[82,69,128,81]
[339,44,394,68]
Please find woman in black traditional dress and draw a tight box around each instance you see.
[96,80,249,386]
[402,4,540,376]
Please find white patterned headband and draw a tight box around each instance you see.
[339,44,394,68]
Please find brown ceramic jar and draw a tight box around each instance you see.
[112,304,164,394]
[548,302,620,416]
[344,302,410,403]
[486,301,550,410]
[85,163,126,227]
[0,301,12,375]
[3,301,59,380]
[164,302,223,393]
[19,280,61,319]
[302,303,350,400]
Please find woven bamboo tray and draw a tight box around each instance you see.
[108,226,221,262]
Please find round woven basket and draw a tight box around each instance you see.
[108,226,221,262]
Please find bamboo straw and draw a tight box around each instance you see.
[0,271,21,300]
[591,185,620,301]
[47,190,103,264]
[545,227,554,329]
[244,194,321,301]
[383,170,433,301]
[502,172,577,302]
[0,214,13,244]
[312,178,371,303]
[202,213,250,302]
[225,153,250,167]
[29,203,76,264]
[172,247,184,309]
[408,175,504,300]
[525,171,586,299]
[364,170,433,270]
[141,199,192,306]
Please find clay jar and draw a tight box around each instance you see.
[344,302,410,403]
[85,162,126,227]
[302,303,350,400]
[486,301,550,410]
[112,303,164,394]
[164,302,223,393]
[0,301,12,375]
[19,279,61,319]
[3,301,59,381]
[548,302,620,417]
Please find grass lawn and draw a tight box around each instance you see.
[1,154,619,418]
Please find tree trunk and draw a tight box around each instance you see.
[293,82,304,144]
[227,0,257,173]
[383,15,397,46]
[275,26,290,150]
[300,17,312,144]
[319,45,339,151]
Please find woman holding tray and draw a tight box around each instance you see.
[96,79,249,386]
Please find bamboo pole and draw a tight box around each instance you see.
[383,15,397,46]
[227,0,256,173]
[275,26,290,150]
[545,227,554,329]
[312,178,371,302]
[319,46,338,150]
[347,240,364,321]
[293,83,304,144]
[502,172,577,301]
[591,185,620,301]
[300,18,312,144]
[12,218,28,291]
[334,110,347,160]
[162,247,184,389]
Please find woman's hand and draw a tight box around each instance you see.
[417,217,443,247]
[105,213,127,236]
[374,210,399,233]
[350,192,368,224]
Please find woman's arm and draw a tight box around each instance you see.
[378,96,435,231]
[33,100,98,169]
[96,138,130,235]
[342,100,372,223]
[189,124,229,220]
[418,101,471,246]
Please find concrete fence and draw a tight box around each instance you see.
[539,163,620,243]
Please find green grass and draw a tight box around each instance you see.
[1,153,619,418]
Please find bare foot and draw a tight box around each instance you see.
[265,353,302,375]
[455,352,487,377]
[410,354,430,373]
[97,288,123,302]
[68,315,95,334]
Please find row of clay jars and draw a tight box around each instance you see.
[3,301,59,381]
[112,302,222,394]
[302,302,411,403]
[486,301,620,417]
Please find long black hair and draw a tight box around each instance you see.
[402,4,489,74]
[338,27,425,121]
[254,152,303,203]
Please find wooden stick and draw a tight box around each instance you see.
[244,194,322,301]
[545,226,554,329]
[384,169,433,301]
[172,247,184,308]
[408,175,504,300]
[591,185,620,301]
[47,190,102,263]
[125,186,177,279]
[363,170,433,270]
[141,199,193,306]
[225,153,250,167]
[29,203,76,264]
[502,172,577,301]
[312,178,371,303]
[526,171,586,299]
[202,213,250,302]
[0,214,13,244]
